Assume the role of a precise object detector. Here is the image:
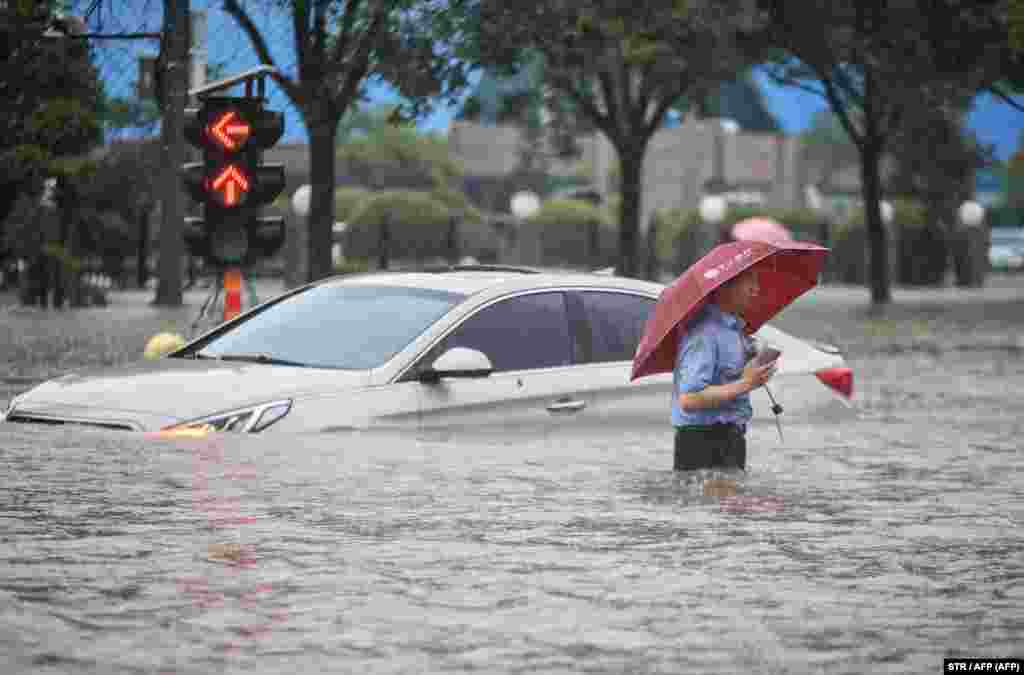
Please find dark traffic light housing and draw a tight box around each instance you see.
[182,95,286,266]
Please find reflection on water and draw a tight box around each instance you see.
[1,359,1023,674]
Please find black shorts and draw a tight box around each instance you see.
[674,423,747,471]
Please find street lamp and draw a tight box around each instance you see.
[699,194,727,225]
[879,200,894,227]
[510,190,541,265]
[291,184,311,218]
[958,200,985,228]
[286,184,312,287]
[956,200,987,287]
[699,194,727,252]
[510,191,540,220]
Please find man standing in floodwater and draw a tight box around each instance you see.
[672,267,777,471]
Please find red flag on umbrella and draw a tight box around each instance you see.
[631,239,828,381]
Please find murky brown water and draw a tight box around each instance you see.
[1,350,1022,674]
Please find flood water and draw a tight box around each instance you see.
[1,351,1022,674]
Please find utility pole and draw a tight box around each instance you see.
[155,0,189,306]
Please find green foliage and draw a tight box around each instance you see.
[332,257,371,276]
[478,0,767,276]
[0,0,104,224]
[430,171,483,223]
[651,207,703,273]
[1011,0,1024,53]
[224,0,480,281]
[98,97,161,136]
[831,200,966,286]
[335,105,482,222]
[654,206,831,275]
[525,197,615,267]
[342,190,498,263]
[761,1,1017,299]
[334,187,371,223]
[338,114,461,179]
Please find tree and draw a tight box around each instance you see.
[761,0,1022,306]
[479,1,765,279]
[0,0,104,307]
[1,1,102,222]
[77,139,163,288]
[1015,0,1024,52]
[1008,130,1024,211]
[225,0,475,282]
[799,109,860,191]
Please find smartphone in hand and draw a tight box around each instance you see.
[752,346,782,367]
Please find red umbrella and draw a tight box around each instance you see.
[631,239,828,381]
[730,217,792,243]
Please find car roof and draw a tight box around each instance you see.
[316,266,667,298]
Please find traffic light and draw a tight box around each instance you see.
[182,96,286,265]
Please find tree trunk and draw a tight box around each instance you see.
[154,0,188,307]
[446,214,460,265]
[643,216,659,282]
[377,211,391,270]
[860,140,891,306]
[306,121,338,283]
[136,203,151,289]
[615,149,644,278]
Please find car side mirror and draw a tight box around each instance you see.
[418,347,493,383]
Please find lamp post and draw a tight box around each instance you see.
[880,200,894,227]
[288,184,311,288]
[957,200,987,287]
[699,194,727,255]
[510,190,541,265]
[446,209,463,266]
[958,200,984,228]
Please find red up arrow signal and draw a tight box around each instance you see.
[209,164,250,207]
[206,110,251,152]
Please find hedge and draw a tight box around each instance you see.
[655,206,841,281]
[525,198,617,268]
[334,187,371,223]
[340,190,499,264]
[653,200,987,287]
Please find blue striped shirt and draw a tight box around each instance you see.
[671,304,754,429]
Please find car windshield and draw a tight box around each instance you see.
[193,284,466,369]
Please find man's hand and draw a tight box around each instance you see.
[742,361,777,391]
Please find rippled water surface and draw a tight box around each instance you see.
[1,352,1022,674]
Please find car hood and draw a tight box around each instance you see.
[9,357,371,430]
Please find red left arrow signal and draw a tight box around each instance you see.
[209,164,250,207]
[206,110,251,152]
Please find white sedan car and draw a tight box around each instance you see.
[2,266,853,434]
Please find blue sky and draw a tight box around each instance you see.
[390,73,1023,161]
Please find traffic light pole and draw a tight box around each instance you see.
[179,65,285,333]
[155,0,189,307]
[188,265,262,335]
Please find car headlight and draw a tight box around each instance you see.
[162,399,292,434]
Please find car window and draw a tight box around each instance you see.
[193,284,464,369]
[579,291,655,363]
[430,292,573,373]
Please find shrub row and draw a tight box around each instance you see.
[653,202,989,287]
[337,190,616,269]
[340,189,495,263]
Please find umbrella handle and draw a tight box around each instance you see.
[764,385,784,415]
[764,384,784,443]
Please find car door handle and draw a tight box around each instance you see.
[546,398,586,414]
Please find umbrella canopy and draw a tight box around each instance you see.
[631,239,828,381]
[730,217,792,243]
